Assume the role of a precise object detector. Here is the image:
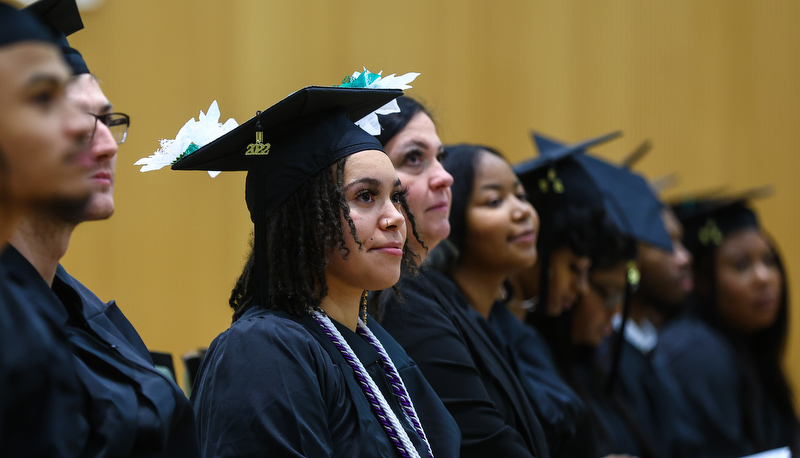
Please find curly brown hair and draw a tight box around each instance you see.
[230,155,422,322]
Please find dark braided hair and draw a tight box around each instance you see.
[230,155,422,322]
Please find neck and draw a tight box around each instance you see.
[319,281,363,332]
[451,263,507,319]
[629,294,665,329]
[0,204,22,248]
[8,213,74,286]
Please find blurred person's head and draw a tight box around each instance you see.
[0,4,93,220]
[376,97,453,260]
[633,207,693,319]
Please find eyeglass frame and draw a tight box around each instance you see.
[87,112,130,145]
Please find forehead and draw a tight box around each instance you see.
[344,149,398,181]
[67,74,110,111]
[392,112,439,146]
[0,42,68,94]
[718,228,770,257]
[474,151,515,184]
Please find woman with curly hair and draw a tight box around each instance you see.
[181,86,456,457]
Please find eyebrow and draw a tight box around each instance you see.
[97,102,113,114]
[26,73,64,88]
[344,177,381,192]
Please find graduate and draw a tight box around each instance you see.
[142,79,457,457]
[605,202,702,457]
[383,140,550,458]
[511,131,673,458]
[655,197,800,457]
[0,3,98,455]
[2,1,202,455]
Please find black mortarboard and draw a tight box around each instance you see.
[24,0,89,75]
[672,195,762,255]
[172,86,402,308]
[0,3,57,48]
[172,86,402,217]
[515,131,672,251]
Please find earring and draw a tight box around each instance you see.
[361,290,369,324]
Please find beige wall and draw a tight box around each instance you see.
[39,0,800,393]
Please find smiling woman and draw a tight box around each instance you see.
[158,85,459,457]
[382,143,548,458]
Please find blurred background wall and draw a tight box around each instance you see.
[18,0,799,395]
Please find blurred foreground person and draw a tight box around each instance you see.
[0,2,94,454]
[1,0,201,455]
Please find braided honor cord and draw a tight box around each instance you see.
[356,320,433,458]
[310,310,425,458]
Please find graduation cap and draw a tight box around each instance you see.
[171,86,402,217]
[24,0,89,75]
[167,86,402,308]
[671,187,769,254]
[515,131,672,251]
[0,3,58,48]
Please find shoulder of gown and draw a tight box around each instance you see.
[381,269,545,458]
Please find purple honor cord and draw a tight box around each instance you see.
[310,310,433,458]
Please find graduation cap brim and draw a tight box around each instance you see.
[172,86,402,172]
[24,0,83,36]
[514,130,623,176]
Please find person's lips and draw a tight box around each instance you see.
[370,242,404,257]
[754,294,779,311]
[510,229,536,245]
[91,170,113,186]
[677,272,694,293]
[426,199,449,213]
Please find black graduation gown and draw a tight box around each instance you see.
[601,336,703,457]
[561,346,649,458]
[488,303,586,457]
[0,246,200,457]
[0,252,87,456]
[190,307,458,458]
[380,268,549,458]
[654,315,798,458]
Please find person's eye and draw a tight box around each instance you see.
[485,197,503,208]
[391,187,409,205]
[404,150,423,166]
[733,258,750,271]
[355,189,377,204]
[31,89,56,107]
[436,150,448,162]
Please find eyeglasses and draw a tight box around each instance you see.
[589,281,626,310]
[87,112,130,144]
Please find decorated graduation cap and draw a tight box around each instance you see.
[24,0,89,75]
[0,3,58,48]
[137,69,415,309]
[515,131,672,251]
